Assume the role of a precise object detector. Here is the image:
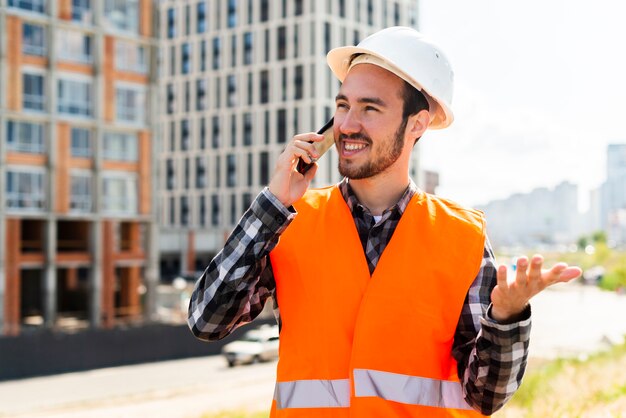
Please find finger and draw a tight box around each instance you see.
[287,143,317,164]
[544,264,582,283]
[496,264,508,288]
[292,132,325,143]
[293,141,322,160]
[527,254,544,281]
[515,256,529,286]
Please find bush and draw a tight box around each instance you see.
[599,267,626,292]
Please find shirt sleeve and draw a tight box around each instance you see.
[452,237,532,415]
[187,188,295,341]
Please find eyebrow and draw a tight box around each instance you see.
[335,93,387,107]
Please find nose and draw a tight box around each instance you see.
[336,110,361,136]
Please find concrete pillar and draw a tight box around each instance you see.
[43,220,57,328]
[89,220,102,328]
[4,219,21,336]
[101,221,115,328]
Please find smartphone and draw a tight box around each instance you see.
[296,118,335,175]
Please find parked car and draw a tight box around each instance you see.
[222,324,280,367]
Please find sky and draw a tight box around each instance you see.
[416,0,626,209]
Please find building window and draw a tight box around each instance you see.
[181,196,189,226]
[247,0,253,24]
[247,72,253,105]
[367,0,373,25]
[394,2,400,25]
[115,84,146,124]
[228,0,237,28]
[166,159,175,190]
[212,116,220,149]
[294,65,303,100]
[184,81,191,112]
[231,34,237,67]
[72,0,93,24]
[70,172,92,212]
[198,196,206,227]
[260,70,269,104]
[324,22,331,53]
[170,45,176,75]
[246,153,253,186]
[211,194,220,226]
[181,119,190,151]
[8,0,45,13]
[185,4,191,36]
[227,74,237,107]
[226,154,237,187]
[166,83,175,114]
[169,196,175,225]
[184,157,190,189]
[264,29,270,62]
[22,23,46,56]
[230,193,237,224]
[260,151,269,185]
[6,168,46,211]
[197,2,206,33]
[57,29,92,63]
[196,79,207,111]
[70,127,92,157]
[281,67,287,101]
[103,131,138,161]
[6,120,45,154]
[214,155,221,187]
[243,113,252,146]
[277,26,286,60]
[295,0,303,15]
[58,78,93,117]
[264,110,270,144]
[102,174,137,215]
[212,37,221,70]
[199,118,206,149]
[260,0,269,22]
[294,24,299,58]
[22,72,45,111]
[104,0,139,33]
[181,43,191,74]
[215,76,221,108]
[199,40,207,72]
[243,32,253,65]
[196,156,206,188]
[242,192,252,211]
[116,40,147,73]
[277,108,287,143]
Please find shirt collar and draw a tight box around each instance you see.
[338,177,418,218]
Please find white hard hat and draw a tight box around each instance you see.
[327,26,454,129]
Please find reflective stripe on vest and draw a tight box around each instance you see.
[274,370,473,411]
[354,369,473,410]
[274,379,351,409]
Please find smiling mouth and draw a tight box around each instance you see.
[341,141,369,157]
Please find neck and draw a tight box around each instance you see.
[347,172,410,216]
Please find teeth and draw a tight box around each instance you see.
[344,143,367,151]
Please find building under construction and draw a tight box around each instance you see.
[0,0,159,336]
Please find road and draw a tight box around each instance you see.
[1,283,625,417]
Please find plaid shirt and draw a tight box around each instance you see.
[188,179,531,415]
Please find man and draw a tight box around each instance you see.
[188,27,581,416]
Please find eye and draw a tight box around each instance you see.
[364,106,378,112]
[336,102,349,110]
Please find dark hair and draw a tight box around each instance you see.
[401,80,429,120]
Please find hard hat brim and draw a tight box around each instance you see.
[326,46,454,129]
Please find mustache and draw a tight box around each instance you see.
[338,132,372,144]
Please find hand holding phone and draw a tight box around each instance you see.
[296,118,335,175]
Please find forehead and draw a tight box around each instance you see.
[339,63,405,102]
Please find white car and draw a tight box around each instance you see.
[222,324,280,367]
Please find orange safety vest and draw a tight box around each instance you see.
[269,185,488,417]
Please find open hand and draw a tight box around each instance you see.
[491,255,582,323]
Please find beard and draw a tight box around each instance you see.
[338,118,408,180]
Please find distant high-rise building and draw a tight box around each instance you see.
[601,143,626,242]
[0,0,159,335]
[156,0,421,278]
[476,181,582,248]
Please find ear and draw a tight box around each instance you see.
[405,109,430,142]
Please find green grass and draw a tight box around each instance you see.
[499,341,626,417]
